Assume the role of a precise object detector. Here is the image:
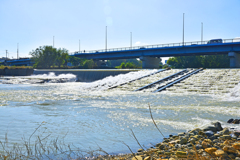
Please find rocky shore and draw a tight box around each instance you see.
[97,121,240,160]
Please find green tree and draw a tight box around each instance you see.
[30,46,69,69]
[167,54,230,68]
[82,59,96,69]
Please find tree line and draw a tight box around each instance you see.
[166,54,230,68]
[29,45,230,69]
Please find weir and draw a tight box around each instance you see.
[108,68,168,90]
[33,69,140,82]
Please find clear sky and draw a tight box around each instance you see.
[0,0,240,59]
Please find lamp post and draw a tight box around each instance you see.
[105,26,107,51]
[182,13,185,46]
[130,32,132,49]
[201,22,203,43]
[17,43,19,59]
[53,36,54,48]
[79,40,80,52]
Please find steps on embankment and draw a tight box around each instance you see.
[112,69,186,91]
[108,69,168,90]
[163,69,240,95]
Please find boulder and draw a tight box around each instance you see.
[219,128,230,135]
[232,119,240,124]
[132,156,143,160]
[212,122,223,131]
[214,150,228,157]
[205,147,217,154]
[233,143,240,150]
[227,118,234,123]
[203,126,217,132]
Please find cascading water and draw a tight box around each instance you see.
[0,72,77,84]
[0,69,240,156]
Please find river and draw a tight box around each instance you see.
[0,69,240,156]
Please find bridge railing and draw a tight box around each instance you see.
[70,37,240,55]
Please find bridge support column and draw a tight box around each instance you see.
[228,52,240,68]
[140,56,160,69]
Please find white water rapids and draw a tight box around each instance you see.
[0,69,240,155]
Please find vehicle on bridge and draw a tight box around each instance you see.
[207,39,223,44]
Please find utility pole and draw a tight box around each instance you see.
[183,13,185,46]
[130,32,132,48]
[6,50,8,59]
[105,26,108,51]
[17,43,19,59]
[201,22,203,43]
[53,36,54,48]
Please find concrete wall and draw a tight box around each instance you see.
[33,69,140,82]
[0,68,34,76]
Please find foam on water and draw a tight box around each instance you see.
[79,69,158,91]
[0,72,77,84]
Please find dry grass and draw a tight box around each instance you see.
[0,122,108,160]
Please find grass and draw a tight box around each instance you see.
[0,122,108,160]
[0,65,33,69]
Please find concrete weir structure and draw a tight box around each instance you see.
[33,69,140,82]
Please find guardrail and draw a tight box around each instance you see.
[70,38,240,55]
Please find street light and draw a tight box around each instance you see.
[201,22,203,43]
[182,13,185,46]
[105,26,107,51]
[130,32,132,49]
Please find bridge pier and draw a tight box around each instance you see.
[140,56,160,69]
[228,52,240,68]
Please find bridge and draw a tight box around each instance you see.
[4,58,34,66]
[72,38,240,68]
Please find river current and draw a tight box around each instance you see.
[0,69,240,155]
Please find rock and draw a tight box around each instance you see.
[174,144,181,148]
[189,128,201,135]
[214,133,220,137]
[178,132,185,136]
[176,151,187,158]
[138,149,144,152]
[202,139,212,149]
[195,144,202,150]
[220,128,230,135]
[214,150,228,157]
[212,122,223,131]
[227,118,234,123]
[233,143,240,150]
[205,130,214,137]
[179,137,187,145]
[232,119,240,124]
[205,147,217,154]
[158,144,165,150]
[223,146,237,153]
[203,126,217,132]
[234,131,240,137]
[143,156,150,160]
[235,157,240,160]
[223,135,231,139]
[164,152,171,156]
[132,156,143,160]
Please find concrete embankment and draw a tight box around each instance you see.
[33,69,140,82]
[0,68,34,76]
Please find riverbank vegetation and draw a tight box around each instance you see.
[166,54,230,68]
[0,65,33,69]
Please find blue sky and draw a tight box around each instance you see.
[0,0,240,59]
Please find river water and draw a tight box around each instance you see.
[0,69,240,155]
